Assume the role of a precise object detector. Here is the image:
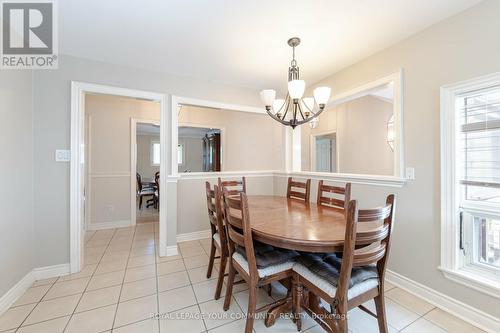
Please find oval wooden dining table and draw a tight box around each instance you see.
[244,195,382,328]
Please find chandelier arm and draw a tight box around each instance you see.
[302,100,314,114]
[293,106,325,126]
[265,109,292,126]
[281,96,291,120]
[275,94,289,115]
[297,102,306,121]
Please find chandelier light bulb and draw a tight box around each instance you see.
[259,89,276,107]
[313,86,331,105]
[288,80,305,100]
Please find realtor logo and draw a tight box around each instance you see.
[1,0,58,69]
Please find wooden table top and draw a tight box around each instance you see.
[247,195,378,252]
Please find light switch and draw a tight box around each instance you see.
[55,149,71,162]
[405,167,415,180]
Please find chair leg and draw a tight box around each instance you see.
[223,260,236,311]
[374,294,388,333]
[245,285,258,333]
[206,240,216,278]
[139,196,143,210]
[292,275,303,331]
[214,255,226,300]
[336,302,348,333]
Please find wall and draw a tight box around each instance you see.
[177,173,275,235]
[32,54,261,267]
[0,71,34,297]
[302,95,394,175]
[304,0,500,318]
[178,136,203,172]
[179,106,285,171]
[137,134,160,179]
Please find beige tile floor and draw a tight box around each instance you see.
[0,224,487,333]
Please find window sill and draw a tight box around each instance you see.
[439,266,500,299]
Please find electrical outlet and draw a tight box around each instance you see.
[55,150,71,162]
[405,167,415,180]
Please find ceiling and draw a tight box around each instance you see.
[137,123,160,135]
[60,0,480,90]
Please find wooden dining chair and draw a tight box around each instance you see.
[286,177,311,203]
[205,182,228,299]
[218,176,246,195]
[222,190,298,333]
[293,195,396,333]
[317,181,351,212]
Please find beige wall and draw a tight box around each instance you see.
[305,0,500,318]
[302,95,394,175]
[137,134,160,179]
[179,106,285,171]
[85,94,160,228]
[178,136,203,172]
[177,174,275,235]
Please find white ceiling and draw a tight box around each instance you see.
[137,123,160,135]
[60,0,480,90]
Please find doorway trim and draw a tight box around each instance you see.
[71,81,167,274]
[310,130,339,172]
[130,118,161,226]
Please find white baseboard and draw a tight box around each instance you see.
[0,263,70,317]
[386,270,500,333]
[176,229,211,243]
[33,263,70,280]
[87,220,132,230]
[166,245,179,256]
[0,271,35,315]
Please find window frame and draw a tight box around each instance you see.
[440,72,500,299]
[151,140,161,166]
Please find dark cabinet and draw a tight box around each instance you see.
[202,133,221,172]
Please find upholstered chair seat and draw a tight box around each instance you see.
[293,252,379,299]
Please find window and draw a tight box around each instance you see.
[151,141,160,166]
[441,73,500,298]
[177,144,183,165]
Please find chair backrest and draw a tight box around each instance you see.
[317,181,351,212]
[136,173,143,192]
[205,182,226,249]
[286,177,311,203]
[221,190,258,280]
[336,195,396,300]
[218,177,246,196]
[155,172,160,196]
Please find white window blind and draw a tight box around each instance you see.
[459,85,500,203]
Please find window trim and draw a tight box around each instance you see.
[440,72,500,299]
[151,140,161,166]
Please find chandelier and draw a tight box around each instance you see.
[260,37,331,129]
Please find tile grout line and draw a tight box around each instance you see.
[12,277,60,332]
[182,239,210,332]
[61,228,119,332]
[109,225,138,330]
[153,221,161,333]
